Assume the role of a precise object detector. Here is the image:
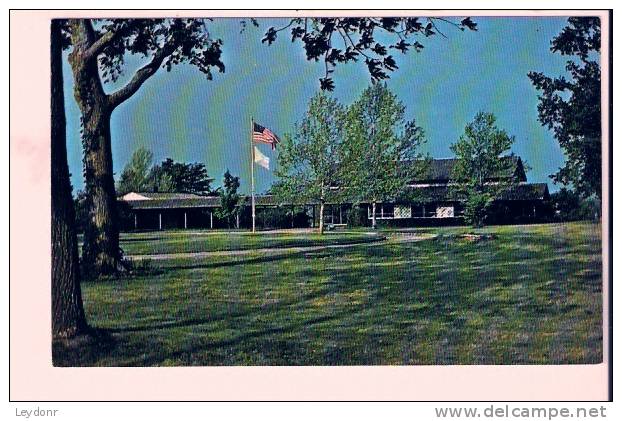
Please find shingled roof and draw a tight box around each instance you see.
[398,182,549,203]
[414,156,527,184]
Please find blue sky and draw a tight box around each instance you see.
[63,16,578,194]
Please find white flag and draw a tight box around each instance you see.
[253,146,270,170]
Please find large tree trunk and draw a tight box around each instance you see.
[80,111,120,276]
[68,21,121,276]
[51,19,88,337]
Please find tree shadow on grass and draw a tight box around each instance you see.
[134,308,362,366]
[161,249,311,271]
[61,229,603,366]
[107,286,336,334]
[119,237,162,243]
[58,288,365,366]
[159,240,385,271]
[125,236,384,256]
[52,327,117,367]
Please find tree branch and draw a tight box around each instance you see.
[108,44,176,109]
[83,29,121,61]
[338,28,373,60]
[427,18,448,39]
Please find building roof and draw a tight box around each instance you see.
[120,192,208,201]
[498,182,550,201]
[119,183,549,209]
[414,156,527,184]
[119,192,221,209]
[118,192,294,210]
[118,157,542,210]
[396,182,549,203]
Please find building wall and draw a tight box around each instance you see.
[120,199,552,231]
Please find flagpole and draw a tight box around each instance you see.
[251,116,256,233]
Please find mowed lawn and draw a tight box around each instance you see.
[117,230,382,255]
[55,222,603,366]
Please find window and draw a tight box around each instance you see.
[436,206,455,218]
[394,205,412,219]
[367,204,397,219]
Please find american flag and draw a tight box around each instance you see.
[253,122,280,150]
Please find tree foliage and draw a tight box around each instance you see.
[343,83,427,228]
[528,17,601,199]
[116,149,213,195]
[116,147,154,195]
[70,18,225,88]
[63,18,226,275]
[259,17,477,90]
[215,169,242,228]
[273,92,347,233]
[150,158,213,195]
[550,187,601,222]
[450,112,518,227]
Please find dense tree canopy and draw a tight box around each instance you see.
[528,17,601,199]
[117,149,214,195]
[151,158,213,195]
[550,187,601,222]
[74,18,225,86]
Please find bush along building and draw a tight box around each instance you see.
[118,156,551,231]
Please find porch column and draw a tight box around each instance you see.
[312,205,315,228]
[159,212,162,230]
[210,211,213,229]
[184,212,187,229]
[291,206,294,228]
[339,206,343,224]
[236,212,240,229]
[134,213,138,230]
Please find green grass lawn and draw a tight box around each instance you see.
[118,230,382,255]
[56,222,603,366]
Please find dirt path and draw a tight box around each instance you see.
[124,232,436,262]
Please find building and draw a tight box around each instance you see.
[118,156,551,230]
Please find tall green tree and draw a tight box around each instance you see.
[215,169,242,228]
[274,92,347,234]
[51,19,88,338]
[116,147,154,195]
[450,112,518,227]
[528,17,601,199]
[343,83,427,229]
[66,18,225,276]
